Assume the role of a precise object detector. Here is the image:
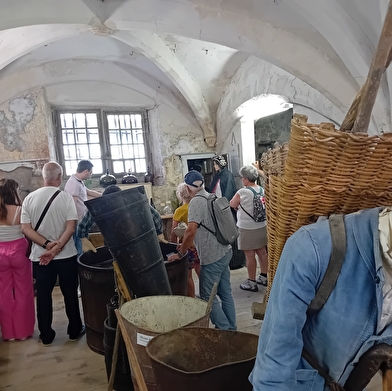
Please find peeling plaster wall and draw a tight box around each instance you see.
[0,88,49,159]
[149,104,212,206]
[0,87,51,189]
[0,83,210,206]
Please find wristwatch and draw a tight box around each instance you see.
[42,239,51,249]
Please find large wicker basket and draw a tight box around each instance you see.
[261,114,392,299]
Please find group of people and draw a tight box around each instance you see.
[169,155,269,330]
[0,160,100,344]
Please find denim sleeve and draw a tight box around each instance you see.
[250,227,322,391]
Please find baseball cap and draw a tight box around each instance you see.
[184,170,204,188]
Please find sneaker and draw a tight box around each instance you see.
[240,279,258,292]
[69,325,86,342]
[256,274,268,286]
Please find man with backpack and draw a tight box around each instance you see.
[229,165,268,292]
[168,170,237,330]
[250,207,392,390]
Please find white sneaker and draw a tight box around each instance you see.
[256,274,268,286]
[240,279,258,292]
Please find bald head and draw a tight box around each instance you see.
[42,161,63,186]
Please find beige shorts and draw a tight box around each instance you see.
[238,226,267,251]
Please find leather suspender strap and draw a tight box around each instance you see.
[302,349,345,391]
[303,214,347,390]
[307,214,346,315]
[34,190,61,231]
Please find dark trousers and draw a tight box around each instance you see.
[33,256,82,341]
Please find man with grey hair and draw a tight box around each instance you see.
[21,161,84,346]
[168,170,236,330]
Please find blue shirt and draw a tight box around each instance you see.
[250,207,392,391]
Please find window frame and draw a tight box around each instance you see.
[53,107,151,177]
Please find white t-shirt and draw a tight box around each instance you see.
[236,186,267,230]
[64,174,88,220]
[21,186,78,261]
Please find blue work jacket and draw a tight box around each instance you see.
[250,207,392,391]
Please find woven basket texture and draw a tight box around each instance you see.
[261,114,392,299]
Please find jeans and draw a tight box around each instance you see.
[199,248,237,330]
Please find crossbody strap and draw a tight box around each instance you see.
[34,190,61,231]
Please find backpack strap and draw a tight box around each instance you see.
[194,193,216,235]
[246,186,263,196]
[307,214,346,315]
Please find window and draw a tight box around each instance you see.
[55,109,148,176]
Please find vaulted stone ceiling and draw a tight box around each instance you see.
[0,0,391,146]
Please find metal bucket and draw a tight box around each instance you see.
[146,328,258,391]
[78,246,116,355]
[119,296,210,391]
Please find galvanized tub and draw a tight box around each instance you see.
[146,328,258,391]
[119,296,210,391]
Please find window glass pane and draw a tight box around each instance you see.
[122,144,134,158]
[135,159,146,173]
[133,129,144,143]
[113,161,124,173]
[119,115,131,130]
[65,160,76,176]
[121,129,132,144]
[76,129,87,143]
[90,159,103,174]
[109,130,121,144]
[64,145,77,159]
[135,144,145,158]
[61,113,73,128]
[87,128,99,143]
[89,144,101,158]
[62,129,74,144]
[73,113,86,128]
[124,160,135,172]
[86,113,97,128]
[107,115,119,129]
[131,114,142,128]
[111,145,122,159]
[76,145,89,159]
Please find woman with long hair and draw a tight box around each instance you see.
[0,178,35,340]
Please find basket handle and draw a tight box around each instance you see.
[340,0,392,133]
